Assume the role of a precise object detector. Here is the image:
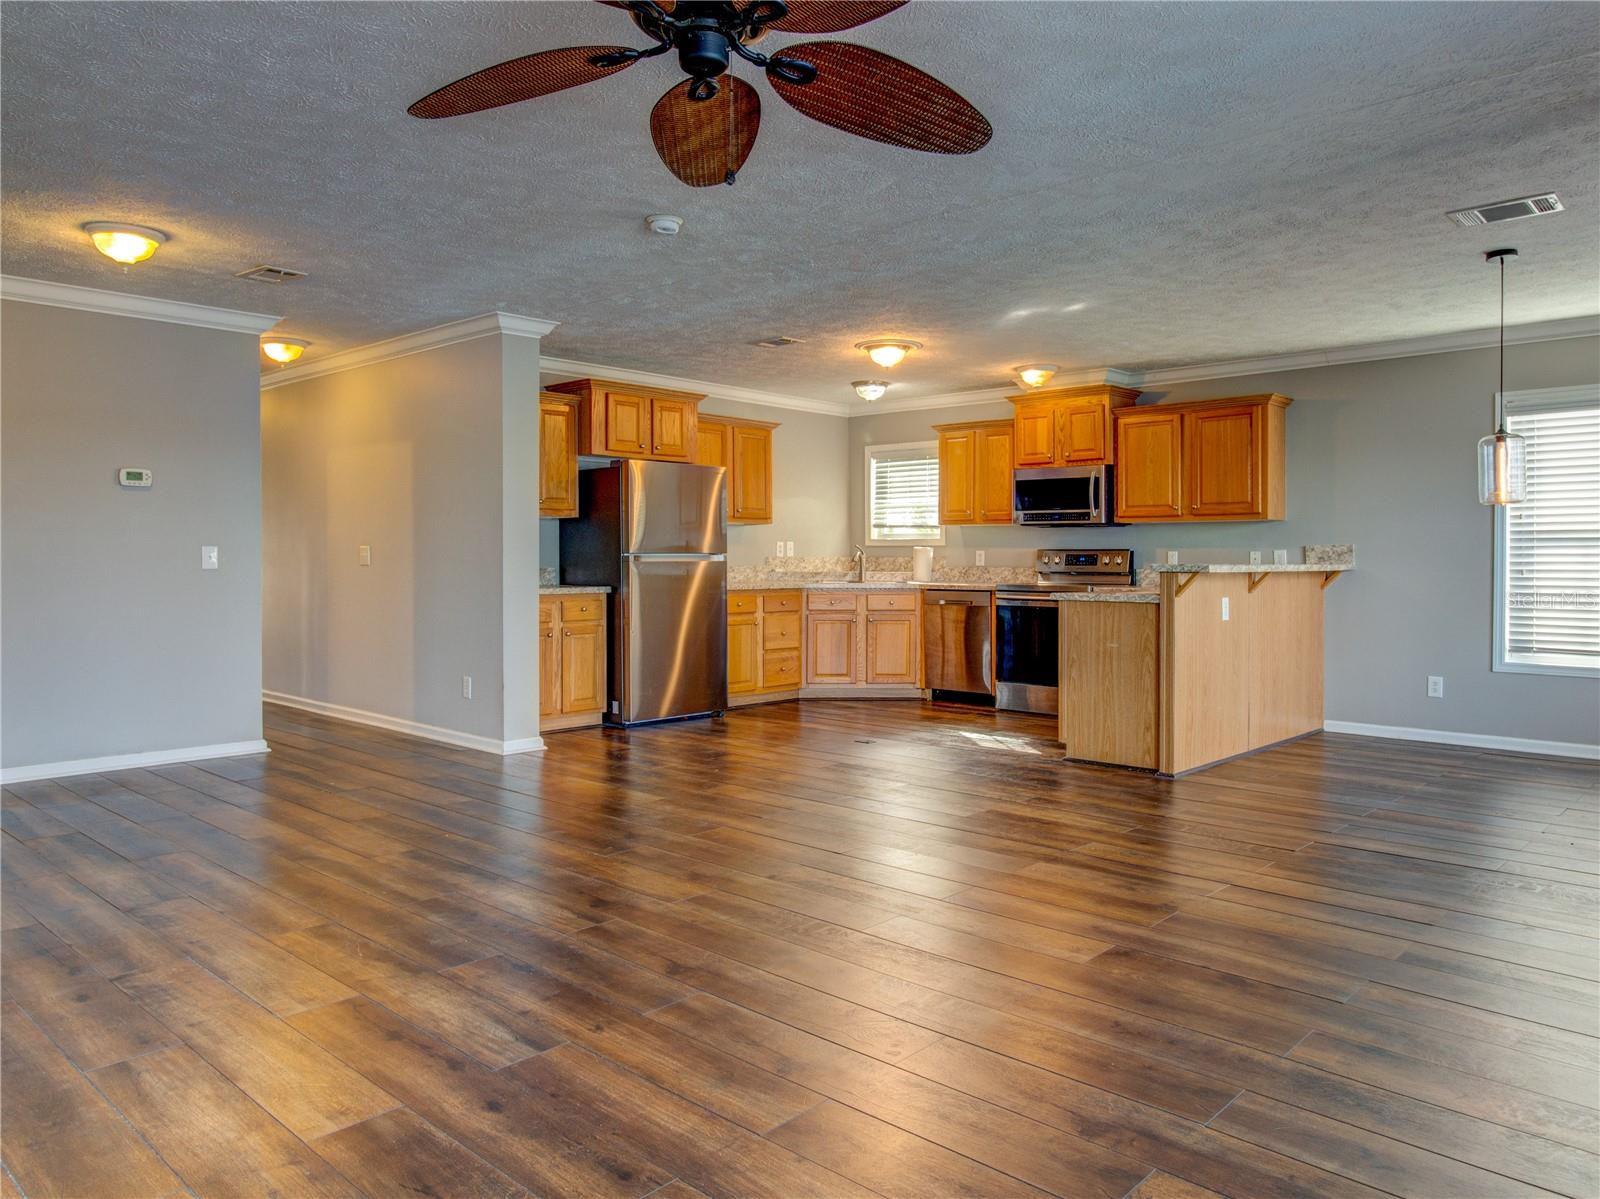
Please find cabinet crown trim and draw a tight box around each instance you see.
[1007,384,1142,405]
[546,376,706,403]
[931,417,1014,432]
[1116,392,1293,418]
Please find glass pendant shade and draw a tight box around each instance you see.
[1477,429,1527,505]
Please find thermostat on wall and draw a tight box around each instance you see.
[118,467,153,488]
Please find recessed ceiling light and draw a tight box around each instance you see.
[1013,363,1059,388]
[852,380,891,402]
[261,336,310,364]
[83,221,166,265]
[855,339,921,369]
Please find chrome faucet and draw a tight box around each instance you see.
[852,544,866,582]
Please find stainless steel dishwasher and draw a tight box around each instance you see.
[921,589,994,701]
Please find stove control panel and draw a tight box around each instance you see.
[1035,549,1131,575]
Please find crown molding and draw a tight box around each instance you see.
[1130,315,1600,388]
[847,367,1140,416]
[540,355,853,416]
[260,311,559,389]
[0,275,280,334]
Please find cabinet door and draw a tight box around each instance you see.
[1186,405,1261,517]
[539,622,561,717]
[805,613,858,684]
[938,428,977,524]
[694,418,732,521]
[1059,400,1108,463]
[1114,410,1184,521]
[976,424,1014,523]
[601,390,652,456]
[560,621,606,713]
[1013,400,1057,466]
[865,613,917,684]
[728,613,760,694]
[730,424,772,523]
[539,399,579,519]
[650,396,695,460]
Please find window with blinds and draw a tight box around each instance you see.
[1495,385,1600,676]
[866,443,942,544]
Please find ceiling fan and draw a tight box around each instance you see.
[406,0,992,187]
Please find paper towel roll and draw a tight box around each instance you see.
[912,546,934,582]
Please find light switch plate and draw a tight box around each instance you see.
[1273,549,1289,564]
[201,545,219,570]
[359,545,371,566]
[1220,596,1230,621]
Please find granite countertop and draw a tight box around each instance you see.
[1058,590,1161,604]
[1149,563,1352,574]
[541,585,612,595]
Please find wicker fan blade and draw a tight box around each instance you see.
[650,76,761,187]
[766,41,990,154]
[408,46,638,118]
[760,1,905,33]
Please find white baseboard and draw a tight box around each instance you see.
[263,691,545,756]
[1323,720,1599,761]
[0,739,270,784]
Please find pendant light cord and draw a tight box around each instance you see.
[1497,252,1507,436]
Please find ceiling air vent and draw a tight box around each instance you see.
[754,336,804,348]
[234,264,307,283]
[1446,193,1563,227]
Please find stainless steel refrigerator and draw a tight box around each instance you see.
[559,460,727,725]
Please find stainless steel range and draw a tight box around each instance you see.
[995,549,1133,714]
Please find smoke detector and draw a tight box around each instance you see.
[234,264,307,283]
[1446,193,1563,227]
[645,214,683,236]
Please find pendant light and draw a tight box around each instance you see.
[1477,248,1526,505]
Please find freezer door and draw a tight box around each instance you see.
[619,554,727,723]
[623,460,726,555]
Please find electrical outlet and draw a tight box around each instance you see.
[975,551,985,566]
[775,540,785,558]
[359,545,371,566]
[1249,550,1262,566]
[1427,675,1444,698]
[200,545,218,570]
[462,675,473,700]
[1220,596,1230,621]
[785,541,794,557]
[1166,550,1180,564]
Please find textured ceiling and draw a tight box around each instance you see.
[4,1,1598,404]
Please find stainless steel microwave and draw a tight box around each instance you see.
[1013,465,1114,525]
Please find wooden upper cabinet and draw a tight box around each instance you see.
[545,378,703,464]
[1114,408,1184,521]
[937,426,977,524]
[1008,385,1139,467]
[935,420,1012,526]
[538,393,579,519]
[730,423,773,523]
[1113,394,1290,522]
[695,418,730,472]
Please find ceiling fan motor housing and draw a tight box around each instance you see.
[677,23,731,81]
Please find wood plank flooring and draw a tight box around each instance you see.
[2,699,1597,1198]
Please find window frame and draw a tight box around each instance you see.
[1491,383,1600,678]
[863,440,944,547]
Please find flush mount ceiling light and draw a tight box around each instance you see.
[1477,248,1526,506]
[1013,363,1059,388]
[261,336,310,365]
[83,221,166,266]
[852,379,891,402]
[645,213,683,235]
[855,339,921,369]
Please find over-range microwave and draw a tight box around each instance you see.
[1013,465,1115,525]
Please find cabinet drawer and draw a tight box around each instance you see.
[866,592,917,611]
[560,596,604,622]
[807,591,861,611]
[762,649,801,690]
[763,611,800,649]
[728,593,759,614]
[762,591,801,612]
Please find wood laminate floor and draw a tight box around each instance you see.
[2,700,1597,1198]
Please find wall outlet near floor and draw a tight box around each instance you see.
[1427,675,1444,698]
[786,541,794,557]
[200,545,218,570]
[1220,596,1230,621]
[975,551,985,566]
[358,544,371,566]
[462,674,473,699]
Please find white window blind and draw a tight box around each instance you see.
[1496,386,1600,675]
[866,443,941,544]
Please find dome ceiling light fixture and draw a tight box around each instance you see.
[261,336,311,365]
[1013,363,1059,388]
[83,221,167,267]
[852,380,890,402]
[855,338,921,369]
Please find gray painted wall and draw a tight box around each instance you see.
[1,299,264,768]
[537,396,851,571]
[850,336,1600,746]
[262,332,543,744]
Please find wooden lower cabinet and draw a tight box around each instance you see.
[540,593,607,732]
[1059,601,1159,769]
[865,611,918,684]
[802,590,921,688]
[805,612,858,684]
[728,590,803,702]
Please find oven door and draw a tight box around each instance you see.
[994,595,1060,714]
[1012,467,1109,524]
